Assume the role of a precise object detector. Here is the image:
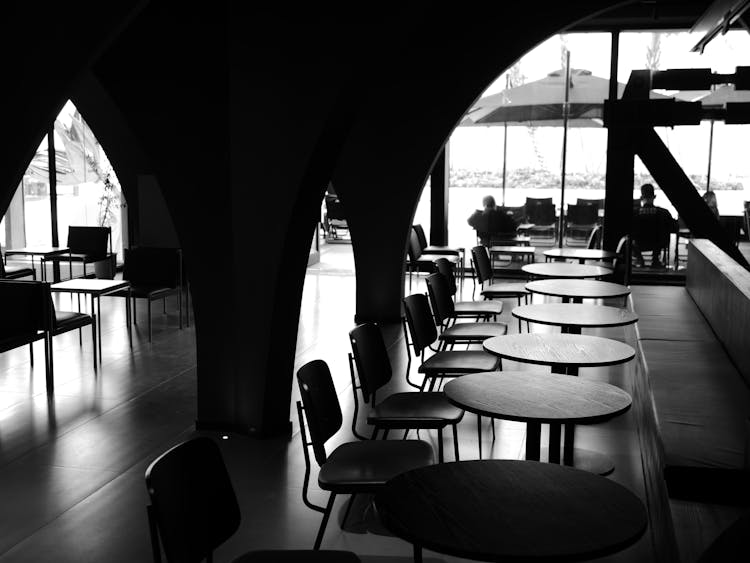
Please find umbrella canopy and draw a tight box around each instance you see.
[674,84,750,106]
[463,69,624,127]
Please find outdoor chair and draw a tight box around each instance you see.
[0,249,36,279]
[425,273,507,348]
[110,247,183,342]
[402,293,499,392]
[45,225,113,279]
[565,203,599,245]
[406,228,459,290]
[432,257,502,321]
[145,436,360,563]
[348,322,463,461]
[323,194,349,242]
[526,201,557,241]
[296,359,434,549]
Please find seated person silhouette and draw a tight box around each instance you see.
[632,183,677,268]
[468,195,518,246]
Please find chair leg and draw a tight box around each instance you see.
[437,428,444,463]
[148,299,152,342]
[92,319,98,370]
[45,334,54,395]
[341,493,357,529]
[146,504,163,563]
[477,414,482,460]
[313,493,336,550]
[29,342,34,366]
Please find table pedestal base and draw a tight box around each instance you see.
[541,447,614,476]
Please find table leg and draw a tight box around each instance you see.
[526,422,541,461]
[90,294,98,368]
[563,423,575,466]
[97,295,103,360]
[413,544,423,563]
[477,414,482,460]
[127,287,133,348]
[548,423,561,463]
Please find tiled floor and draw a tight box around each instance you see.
[0,241,657,562]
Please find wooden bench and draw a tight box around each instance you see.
[630,239,750,561]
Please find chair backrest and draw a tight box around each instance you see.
[566,204,598,226]
[525,196,552,207]
[587,224,602,249]
[528,201,556,225]
[349,323,392,403]
[500,205,526,224]
[412,224,428,251]
[470,245,492,285]
[297,359,342,466]
[407,229,423,261]
[144,437,241,563]
[612,235,631,286]
[576,198,604,210]
[433,257,457,296]
[0,280,51,339]
[0,252,8,277]
[123,247,182,288]
[425,272,455,326]
[67,226,111,259]
[402,293,438,356]
[632,209,670,250]
[324,194,346,221]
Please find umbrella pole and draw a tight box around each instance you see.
[558,51,571,248]
[706,120,714,191]
[502,122,507,206]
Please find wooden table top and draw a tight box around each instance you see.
[51,279,130,295]
[444,371,632,424]
[5,246,70,256]
[522,262,612,278]
[375,460,647,562]
[543,248,618,261]
[512,303,639,329]
[483,333,635,368]
[525,279,631,300]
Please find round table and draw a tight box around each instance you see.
[375,460,647,563]
[543,248,618,263]
[522,262,612,279]
[444,371,632,464]
[512,303,639,334]
[483,333,635,474]
[526,278,631,303]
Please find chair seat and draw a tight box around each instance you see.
[46,252,107,264]
[232,551,361,563]
[418,350,499,375]
[0,331,45,353]
[422,245,461,256]
[481,281,529,298]
[3,266,35,279]
[318,439,434,493]
[54,310,92,333]
[439,322,507,343]
[368,391,464,428]
[453,300,502,316]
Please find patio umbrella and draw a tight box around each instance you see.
[461,65,623,245]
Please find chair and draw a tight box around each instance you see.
[609,235,632,288]
[110,247,183,342]
[425,273,507,349]
[0,249,36,279]
[576,198,604,211]
[412,224,461,258]
[631,210,671,268]
[406,228,459,289]
[565,204,599,245]
[526,201,557,241]
[145,436,361,563]
[586,224,603,250]
[402,293,499,391]
[432,258,502,321]
[45,226,113,279]
[296,359,434,549]
[348,322,463,461]
[323,194,349,242]
[469,246,529,303]
[470,209,519,247]
[0,279,95,395]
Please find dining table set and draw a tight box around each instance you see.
[374,254,648,562]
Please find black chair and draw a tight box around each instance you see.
[323,194,349,241]
[348,322,463,461]
[565,204,599,245]
[425,273,508,348]
[432,258,502,321]
[0,250,36,279]
[145,436,360,563]
[110,247,183,342]
[576,198,604,210]
[632,211,671,268]
[469,246,528,304]
[406,228,459,289]
[296,360,434,549]
[526,201,557,241]
[402,293,499,391]
[586,224,603,250]
[412,224,461,258]
[45,226,113,279]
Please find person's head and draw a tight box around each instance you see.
[482,195,496,210]
[703,190,717,207]
[640,184,655,205]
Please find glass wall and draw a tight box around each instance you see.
[2,100,125,262]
